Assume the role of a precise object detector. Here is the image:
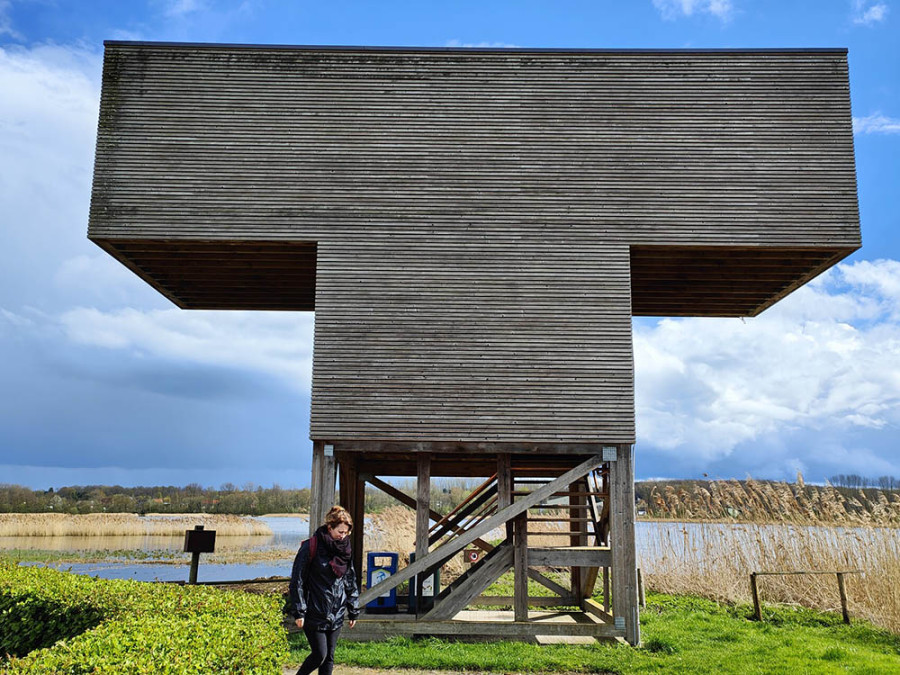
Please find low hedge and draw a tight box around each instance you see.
[0,561,288,674]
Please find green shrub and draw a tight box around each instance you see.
[0,561,288,674]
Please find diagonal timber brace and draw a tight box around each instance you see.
[358,453,605,607]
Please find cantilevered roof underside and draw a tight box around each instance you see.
[95,239,849,317]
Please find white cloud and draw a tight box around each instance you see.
[652,0,734,21]
[635,259,900,462]
[852,1,889,25]
[161,0,209,18]
[0,0,20,39]
[853,112,900,135]
[445,40,521,48]
[0,43,104,306]
[59,307,315,390]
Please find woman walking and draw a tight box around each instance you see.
[289,505,360,675]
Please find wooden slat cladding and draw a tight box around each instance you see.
[90,43,859,250]
[311,240,635,442]
[86,43,862,445]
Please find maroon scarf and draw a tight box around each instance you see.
[314,524,351,578]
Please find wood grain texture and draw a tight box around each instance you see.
[89,44,860,445]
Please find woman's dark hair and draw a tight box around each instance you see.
[324,505,353,531]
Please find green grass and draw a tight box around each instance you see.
[287,593,900,674]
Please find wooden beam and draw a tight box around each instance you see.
[514,514,528,621]
[469,596,578,608]
[422,543,513,621]
[344,616,624,640]
[584,598,615,625]
[529,547,611,567]
[609,445,640,646]
[364,473,494,552]
[309,442,335,537]
[358,453,605,606]
[498,454,513,541]
[526,570,570,599]
[416,454,432,615]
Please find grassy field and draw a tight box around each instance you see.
[287,593,900,674]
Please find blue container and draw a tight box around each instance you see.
[365,552,399,613]
[407,551,440,613]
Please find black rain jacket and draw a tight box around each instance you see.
[289,537,360,631]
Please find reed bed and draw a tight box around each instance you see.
[641,475,900,526]
[0,513,272,537]
[642,521,900,634]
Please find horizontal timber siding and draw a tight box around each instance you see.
[87,43,862,445]
[311,240,635,442]
[90,44,860,248]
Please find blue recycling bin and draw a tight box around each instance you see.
[366,552,399,613]
[407,551,440,613]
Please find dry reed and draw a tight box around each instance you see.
[641,474,900,527]
[0,513,272,537]
[642,521,900,634]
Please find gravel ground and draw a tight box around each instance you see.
[283,669,496,675]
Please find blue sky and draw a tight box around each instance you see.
[1,0,898,490]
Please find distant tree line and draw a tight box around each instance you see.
[0,478,481,516]
[0,483,311,516]
[634,476,900,526]
[828,474,900,491]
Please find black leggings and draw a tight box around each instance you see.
[296,624,342,675]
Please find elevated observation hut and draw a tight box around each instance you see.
[89,42,861,644]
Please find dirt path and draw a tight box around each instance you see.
[283,668,496,675]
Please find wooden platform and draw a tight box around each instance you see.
[338,609,625,643]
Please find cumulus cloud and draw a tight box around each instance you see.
[634,259,900,465]
[652,0,734,22]
[59,307,315,391]
[853,112,900,134]
[0,0,20,39]
[852,0,889,25]
[445,39,521,48]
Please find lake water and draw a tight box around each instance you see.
[6,516,311,583]
[7,517,895,584]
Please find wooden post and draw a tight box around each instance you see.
[637,568,645,608]
[750,573,762,621]
[836,573,850,624]
[497,454,512,542]
[309,441,337,537]
[416,454,432,615]
[603,566,610,613]
[570,479,585,600]
[610,444,640,645]
[340,458,365,588]
[514,513,528,622]
[188,524,203,585]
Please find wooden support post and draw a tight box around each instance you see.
[340,458,365,588]
[837,573,850,625]
[309,441,336,537]
[416,454,432,615]
[610,444,640,645]
[497,454,512,541]
[514,513,528,622]
[637,568,646,608]
[603,566,610,613]
[570,479,585,600]
[750,572,762,621]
